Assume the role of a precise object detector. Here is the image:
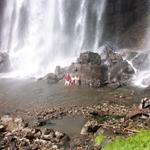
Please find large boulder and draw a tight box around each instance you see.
[131,52,150,70]
[38,73,59,84]
[68,52,102,87]
[55,66,66,80]
[108,60,135,83]
[77,51,101,65]
[66,49,135,88]
[1,115,26,131]
[139,97,150,110]
[80,120,100,135]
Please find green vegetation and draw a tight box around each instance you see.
[103,130,150,150]
[95,135,106,146]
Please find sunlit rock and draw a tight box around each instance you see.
[80,120,99,135]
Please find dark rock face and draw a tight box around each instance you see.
[80,120,100,135]
[109,60,134,83]
[77,52,101,65]
[100,45,135,83]
[67,49,135,88]
[38,73,59,84]
[55,66,66,80]
[103,0,150,50]
[68,52,102,87]
[139,98,150,110]
[131,52,150,70]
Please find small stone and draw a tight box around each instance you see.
[52,144,58,149]
[1,115,13,123]
[42,128,55,136]
[25,131,35,140]
[0,124,6,132]
[1,116,25,130]
[55,131,64,139]
[80,120,99,135]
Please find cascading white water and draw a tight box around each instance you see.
[130,16,150,88]
[0,0,106,78]
[130,51,150,88]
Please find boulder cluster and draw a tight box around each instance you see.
[66,46,135,88]
[0,115,70,150]
[41,46,136,89]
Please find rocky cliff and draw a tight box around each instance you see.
[102,0,150,50]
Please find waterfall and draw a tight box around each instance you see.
[130,13,150,88]
[0,0,106,78]
[131,51,150,88]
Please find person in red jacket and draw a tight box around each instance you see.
[64,73,71,86]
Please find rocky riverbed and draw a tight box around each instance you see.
[0,98,149,150]
[0,49,150,149]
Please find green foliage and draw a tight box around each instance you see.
[95,135,106,146]
[103,130,150,150]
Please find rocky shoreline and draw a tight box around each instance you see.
[0,99,149,150]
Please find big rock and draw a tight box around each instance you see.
[77,51,101,65]
[68,52,102,87]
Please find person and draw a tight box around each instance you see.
[64,73,71,86]
[74,75,80,85]
[64,73,81,86]
[71,75,76,86]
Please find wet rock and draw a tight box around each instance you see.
[126,108,150,120]
[42,128,54,135]
[66,49,135,88]
[108,82,122,89]
[89,111,108,117]
[38,73,59,84]
[70,135,93,150]
[55,131,64,139]
[59,134,70,145]
[99,45,122,64]
[55,66,66,80]
[1,115,13,123]
[132,52,150,70]
[25,130,35,140]
[0,124,6,133]
[94,128,105,136]
[44,73,59,84]
[126,109,143,119]
[30,118,47,127]
[80,120,100,135]
[1,115,25,130]
[19,138,30,147]
[99,47,135,86]
[37,119,47,127]
[34,130,42,139]
[100,64,109,85]
[77,51,101,65]
[108,60,134,83]
[139,97,150,109]
[67,52,102,87]
[42,128,55,140]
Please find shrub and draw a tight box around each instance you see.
[103,130,150,150]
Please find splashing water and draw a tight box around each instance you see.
[127,51,150,88]
[0,0,106,78]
